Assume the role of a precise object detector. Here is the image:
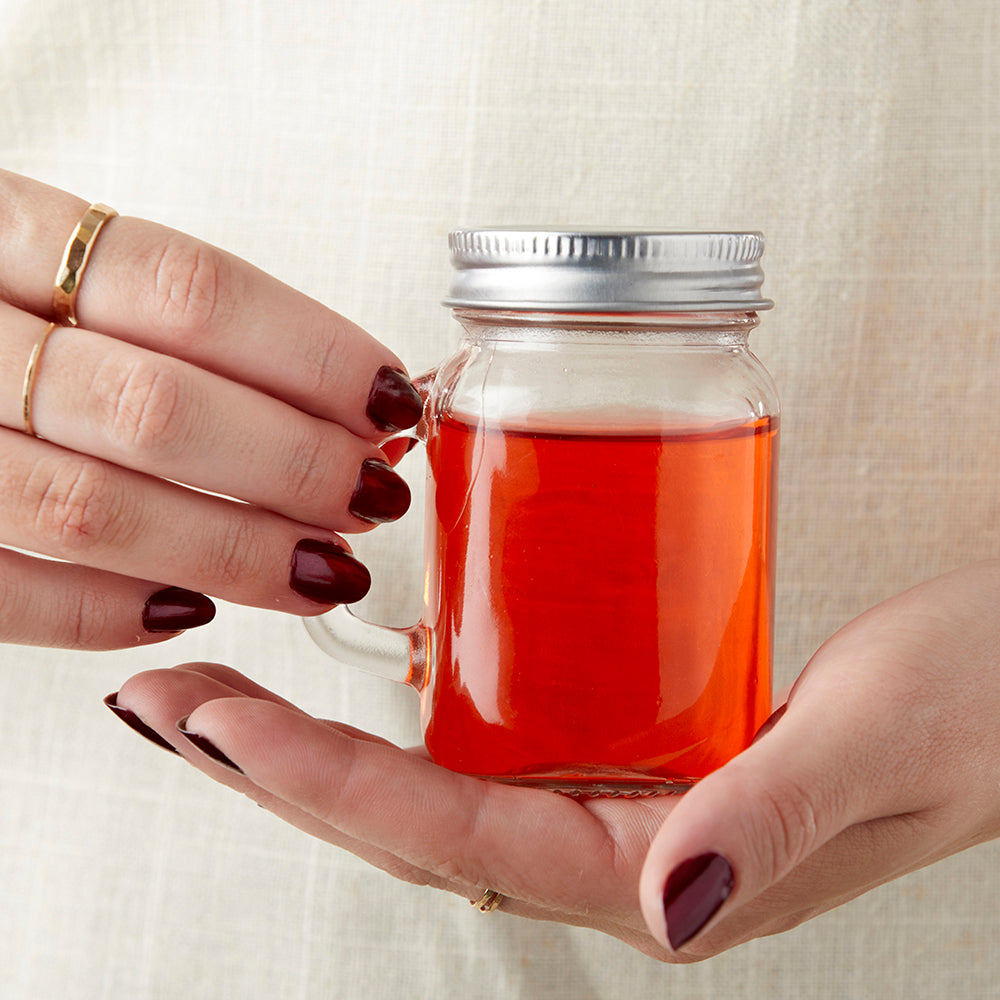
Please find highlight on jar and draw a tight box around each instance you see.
[306,229,779,797]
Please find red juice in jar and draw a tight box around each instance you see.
[421,411,777,791]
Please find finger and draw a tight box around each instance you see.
[0,428,372,612]
[113,664,305,753]
[167,663,424,750]
[0,547,213,649]
[0,171,423,436]
[112,667,458,891]
[0,303,410,530]
[637,675,940,956]
[693,809,959,957]
[140,663,404,741]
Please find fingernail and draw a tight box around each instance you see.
[104,692,181,756]
[349,458,411,524]
[379,434,420,466]
[143,587,216,632]
[366,366,423,432]
[662,853,734,951]
[175,717,244,774]
[290,538,372,604]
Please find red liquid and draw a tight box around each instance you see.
[421,413,777,792]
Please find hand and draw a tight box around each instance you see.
[110,561,1000,961]
[0,170,421,649]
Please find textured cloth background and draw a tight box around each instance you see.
[1,0,998,997]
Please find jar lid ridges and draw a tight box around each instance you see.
[445,228,773,312]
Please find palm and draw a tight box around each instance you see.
[117,661,680,958]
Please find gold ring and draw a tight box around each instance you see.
[52,202,118,327]
[470,889,504,913]
[22,321,59,437]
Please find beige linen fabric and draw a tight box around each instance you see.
[1,0,998,997]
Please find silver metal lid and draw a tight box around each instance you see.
[444,228,773,312]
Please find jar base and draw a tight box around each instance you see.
[471,772,697,798]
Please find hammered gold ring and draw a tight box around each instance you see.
[52,202,118,327]
[470,889,504,913]
[22,321,58,438]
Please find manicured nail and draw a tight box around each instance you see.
[290,538,372,604]
[379,434,420,466]
[349,458,411,524]
[175,717,244,774]
[366,366,423,432]
[104,692,181,756]
[142,587,216,632]
[662,853,734,951]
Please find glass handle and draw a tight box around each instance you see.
[409,367,438,443]
[303,609,427,689]
[301,364,438,691]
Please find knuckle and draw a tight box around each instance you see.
[208,511,265,589]
[421,788,492,884]
[28,456,129,553]
[99,355,186,454]
[0,175,31,300]
[0,561,26,638]
[747,775,823,881]
[151,234,229,344]
[66,587,114,650]
[301,323,350,401]
[0,553,100,649]
[281,426,333,513]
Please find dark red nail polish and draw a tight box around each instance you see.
[379,434,420,467]
[662,853,734,950]
[143,587,216,632]
[104,692,181,755]
[366,366,423,432]
[290,538,372,604]
[175,717,244,774]
[349,458,411,524]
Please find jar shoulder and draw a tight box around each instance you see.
[432,338,779,430]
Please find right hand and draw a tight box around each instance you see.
[0,170,422,650]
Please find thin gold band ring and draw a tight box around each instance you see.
[52,202,118,327]
[22,321,59,438]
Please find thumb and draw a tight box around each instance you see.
[638,695,882,957]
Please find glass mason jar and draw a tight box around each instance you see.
[307,229,779,796]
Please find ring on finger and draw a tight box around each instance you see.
[470,888,504,913]
[21,320,58,438]
[52,202,118,327]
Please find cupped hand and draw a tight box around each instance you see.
[0,170,422,649]
[111,561,1000,961]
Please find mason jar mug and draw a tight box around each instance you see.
[306,229,779,796]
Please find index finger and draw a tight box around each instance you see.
[0,170,423,436]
